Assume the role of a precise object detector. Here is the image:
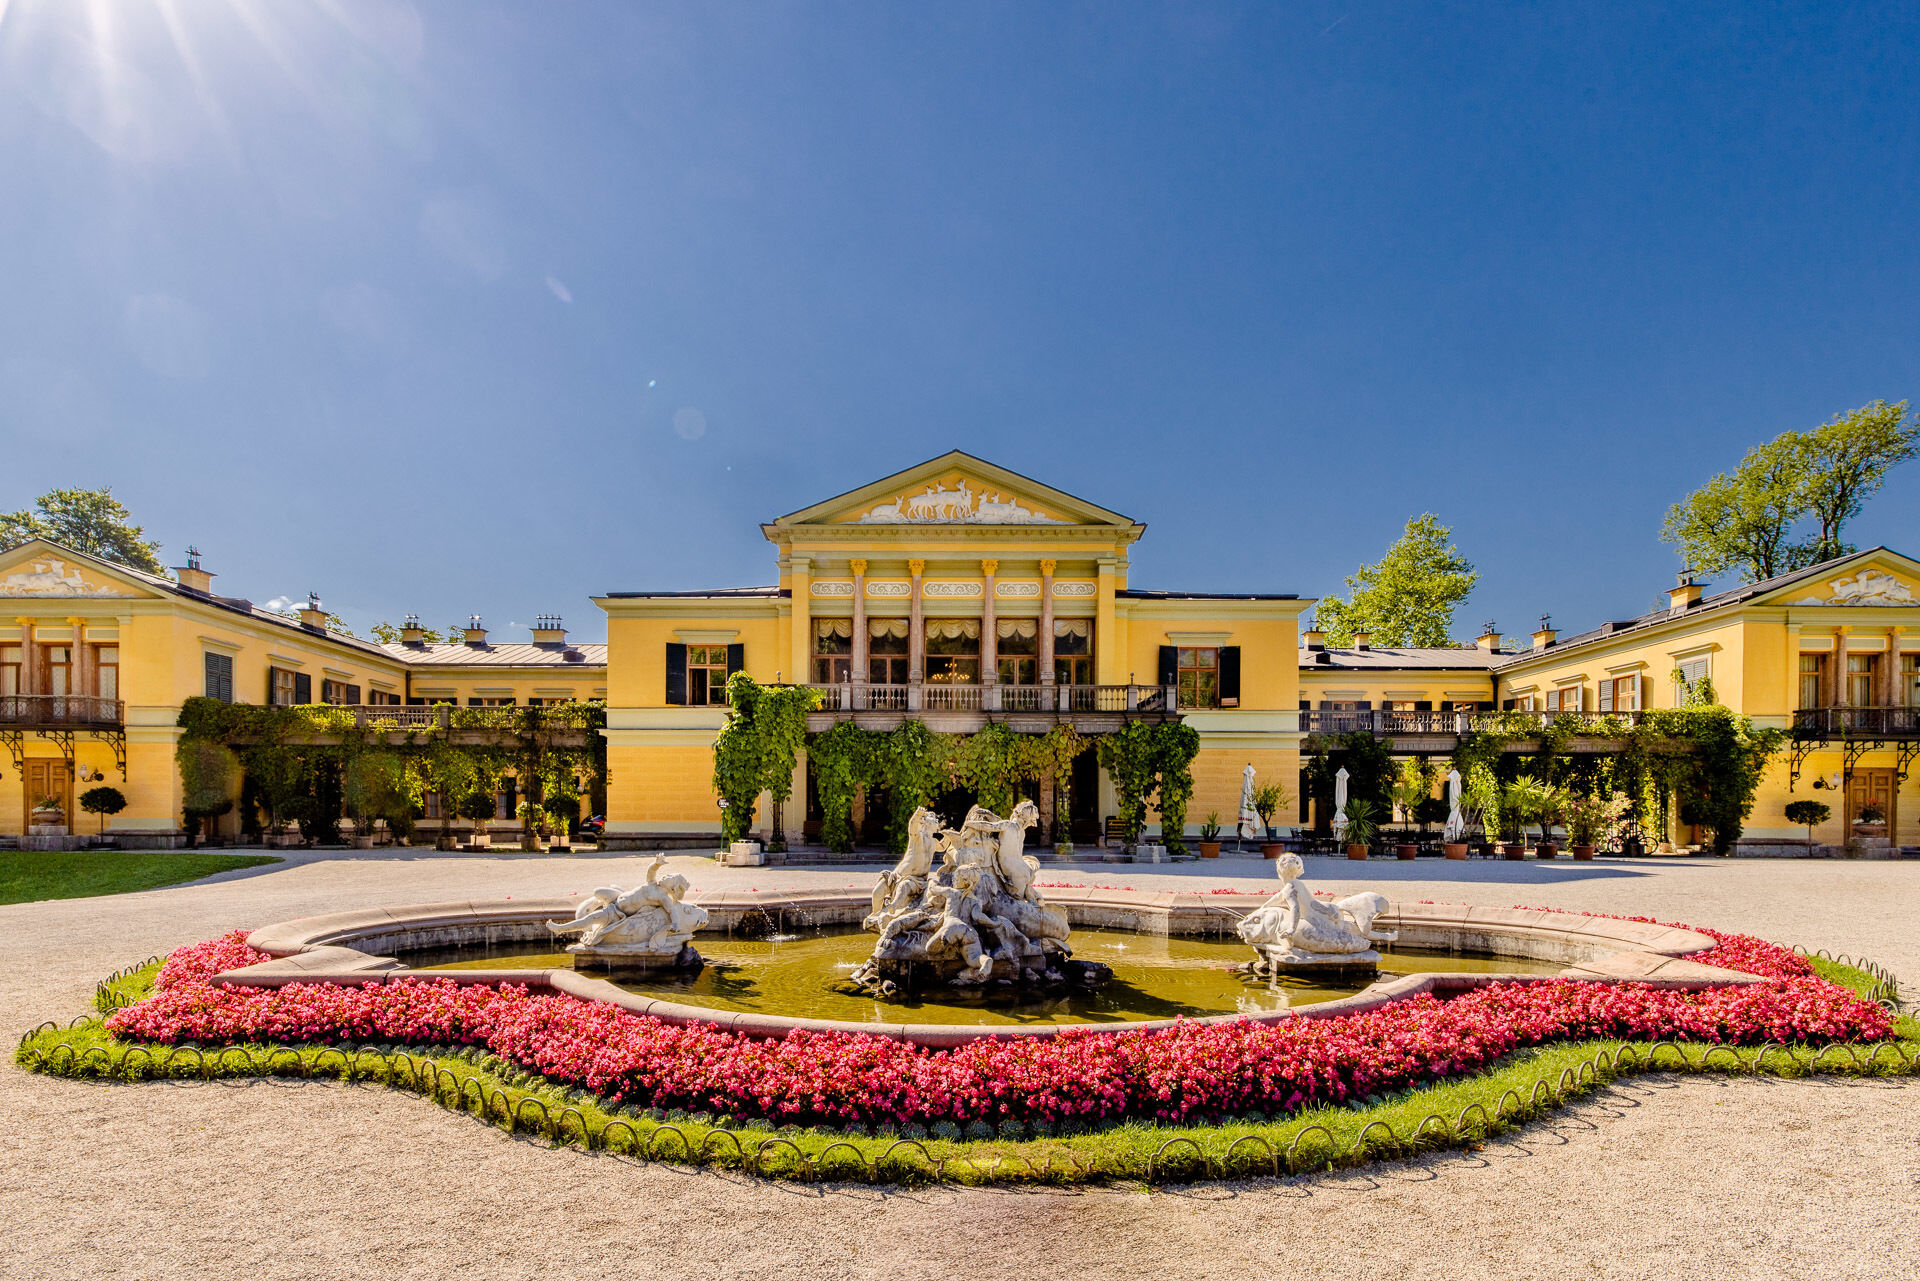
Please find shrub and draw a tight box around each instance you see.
[78,785,127,835]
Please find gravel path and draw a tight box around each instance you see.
[4,850,1917,1278]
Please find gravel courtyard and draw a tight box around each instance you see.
[5,851,1918,1280]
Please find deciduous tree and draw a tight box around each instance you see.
[1316,514,1477,647]
[0,487,164,574]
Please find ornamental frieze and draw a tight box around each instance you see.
[922,581,984,598]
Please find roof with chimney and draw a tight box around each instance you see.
[378,641,608,667]
[1301,645,1509,671]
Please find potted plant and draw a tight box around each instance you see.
[546,793,582,848]
[1198,812,1223,859]
[1390,768,1425,859]
[30,794,65,829]
[457,791,497,848]
[517,800,549,853]
[1494,782,1528,860]
[1454,763,1496,860]
[1342,797,1379,860]
[78,785,126,844]
[1785,799,1831,854]
[1253,782,1290,857]
[1563,792,1601,860]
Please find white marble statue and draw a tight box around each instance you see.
[1235,853,1396,974]
[852,802,1081,993]
[548,856,710,958]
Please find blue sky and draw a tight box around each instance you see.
[2,1,1916,642]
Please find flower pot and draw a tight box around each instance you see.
[1572,844,1596,861]
[1261,842,1284,859]
[468,831,491,849]
[1199,841,1222,858]
[1346,843,1369,861]
[1534,843,1557,860]
[1054,842,1074,858]
[1395,843,1417,860]
[1443,842,1469,860]
[1502,842,1527,861]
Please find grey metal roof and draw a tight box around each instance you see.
[600,586,787,599]
[379,641,609,667]
[1301,646,1507,671]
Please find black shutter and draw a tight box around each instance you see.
[266,665,281,704]
[726,643,745,679]
[1217,646,1240,706]
[1414,700,1432,712]
[1355,700,1371,710]
[665,643,688,705]
[1478,701,1495,711]
[469,697,484,707]
[1299,700,1310,711]
[405,696,425,706]
[293,672,312,704]
[1157,645,1176,686]
[205,653,233,703]
[346,684,361,705]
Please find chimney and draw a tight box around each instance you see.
[1302,624,1326,652]
[1531,614,1557,651]
[173,546,214,594]
[1669,571,1704,615]
[1352,631,1372,651]
[298,592,329,631]
[399,613,428,645]
[464,615,489,646]
[531,614,568,645]
[1475,621,1502,652]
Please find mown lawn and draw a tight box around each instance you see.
[0,850,280,906]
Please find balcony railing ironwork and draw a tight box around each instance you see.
[0,694,124,728]
[1792,706,1920,738]
[1300,708,1648,737]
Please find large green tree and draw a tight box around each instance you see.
[0,487,164,574]
[1661,399,1917,582]
[1316,514,1478,647]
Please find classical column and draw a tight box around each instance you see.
[71,617,90,703]
[1833,628,1849,708]
[908,559,925,688]
[980,560,998,700]
[1038,560,1056,711]
[17,618,38,695]
[850,559,868,708]
[789,555,812,687]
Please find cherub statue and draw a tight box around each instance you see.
[548,856,709,955]
[1235,853,1394,971]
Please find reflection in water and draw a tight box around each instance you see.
[409,927,1561,1029]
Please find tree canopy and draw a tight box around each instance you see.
[0,487,164,575]
[1315,514,1478,647]
[1661,400,1917,583]
[370,621,457,644]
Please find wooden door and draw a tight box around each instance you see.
[23,760,72,828]
[1847,769,1896,838]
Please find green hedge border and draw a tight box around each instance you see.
[17,954,1916,1185]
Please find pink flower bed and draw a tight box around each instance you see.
[108,918,1891,1128]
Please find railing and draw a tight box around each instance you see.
[1793,706,1920,737]
[0,695,123,728]
[1301,708,1647,737]
[802,683,1177,715]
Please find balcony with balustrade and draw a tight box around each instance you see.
[801,681,1179,733]
[1300,706,1649,753]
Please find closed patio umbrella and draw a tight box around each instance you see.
[1237,763,1261,844]
[1444,768,1464,842]
[1331,767,1350,843]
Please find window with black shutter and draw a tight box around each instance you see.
[1217,646,1240,707]
[346,684,361,705]
[292,672,312,704]
[665,643,688,705]
[1157,645,1176,688]
[204,652,234,703]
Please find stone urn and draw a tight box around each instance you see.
[1572,844,1596,861]
[1443,843,1469,860]
[1346,843,1369,861]
[1395,842,1417,860]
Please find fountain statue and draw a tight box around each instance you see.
[548,856,710,973]
[1235,852,1396,976]
[851,803,1106,998]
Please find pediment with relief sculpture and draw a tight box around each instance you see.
[769,450,1140,531]
[0,543,157,600]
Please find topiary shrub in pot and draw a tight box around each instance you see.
[78,785,126,843]
[1784,799,1831,853]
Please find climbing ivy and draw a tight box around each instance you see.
[712,674,817,847]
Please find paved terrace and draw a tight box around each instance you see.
[4,850,1916,1280]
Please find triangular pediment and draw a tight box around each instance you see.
[1754,548,1920,608]
[772,451,1139,529]
[0,540,165,601]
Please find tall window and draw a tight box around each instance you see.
[1906,654,1920,707]
[1,645,20,696]
[321,679,361,705]
[1177,647,1218,709]
[812,619,853,684]
[1673,657,1709,705]
[688,644,730,705]
[924,620,980,683]
[369,689,401,706]
[43,646,71,696]
[1847,654,1879,706]
[204,653,234,703]
[868,620,909,685]
[1599,675,1637,712]
[93,645,118,699]
[1799,654,1828,708]
[996,619,1038,686]
[271,667,298,706]
[1053,619,1094,686]
[1545,686,1581,712]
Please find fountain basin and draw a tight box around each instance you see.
[225,890,1758,1047]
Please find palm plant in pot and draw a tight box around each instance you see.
[1503,777,1556,859]
[1342,797,1379,860]
[1198,812,1223,859]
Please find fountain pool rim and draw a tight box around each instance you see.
[225,888,1760,1047]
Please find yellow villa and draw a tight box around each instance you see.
[4,450,1919,855]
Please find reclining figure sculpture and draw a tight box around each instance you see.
[548,855,710,969]
[1235,852,1396,975]
[851,802,1100,997]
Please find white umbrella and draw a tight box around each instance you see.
[1331,767,1350,843]
[1443,768,1464,842]
[1237,764,1262,842]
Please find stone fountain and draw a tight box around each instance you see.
[850,803,1111,999]
[1235,852,1396,978]
[546,856,710,974]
